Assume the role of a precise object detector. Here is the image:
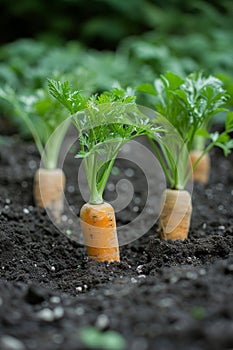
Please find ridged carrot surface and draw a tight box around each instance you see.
[80,202,120,262]
[158,189,192,241]
[33,168,65,221]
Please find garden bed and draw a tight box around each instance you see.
[0,135,233,350]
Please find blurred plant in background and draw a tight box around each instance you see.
[0,0,232,139]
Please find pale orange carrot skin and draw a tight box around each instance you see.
[33,168,66,222]
[80,202,120,262]
[158,189,192,240]
[190,150,210,185]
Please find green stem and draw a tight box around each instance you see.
[88,153,103,205]
[15,105,44,158]
[43,118,71,169]
[148,136,174,188]
[98,142,123,196]
[192,134,206,151]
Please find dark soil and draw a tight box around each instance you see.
[0,133,233,350]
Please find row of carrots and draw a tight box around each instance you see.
[1,71,233,263]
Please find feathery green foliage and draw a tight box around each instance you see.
[137,71,233,189]
[48,79,160,204]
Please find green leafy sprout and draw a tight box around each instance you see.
[137,71,233,189]
[0,85,71,169]
[48,79,162,205]
[79,326,126,350]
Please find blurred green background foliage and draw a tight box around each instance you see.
[0,0,232,50]
[0,0,233,137]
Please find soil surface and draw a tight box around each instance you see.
[0,131,233,350]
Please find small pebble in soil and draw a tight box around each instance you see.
[205,189,213,199]
[218,204,224,211]
[52,334,64,345]
[75,307,84,316]
[131,277,137,283]
[111,166,120,176]
[28,160,37,170]
[53,306,64,320]
[0,335,25,350]
[170,276,178,284]
[136,265,144,274]
[159,297,174,308]
[5,198,11,204]
[61,215,68,222]
[23,208,29,214]
[125,168,135,177]
[106,182,115,191]
[76,286,82,292]
[134,196,141,204]
[185,272,198,280]
[186,257,194,264]
[225,264,233,273]
[21,181,28,189]
[95,314,109,330]
[36,308,54,322]
[218,225,225,230]
[67,185,75,193]
[146,207,154,214]
[50,296,61,304]
[51,266,56,271]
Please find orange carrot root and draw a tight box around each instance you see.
[80,202,120,262]
[158,189,192,241]
[33,168,66,222]
[190,150,210,185]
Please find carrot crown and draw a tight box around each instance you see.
[137,71,233,189]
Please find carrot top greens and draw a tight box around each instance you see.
[138,71,233,189]
[48,79,161,204]
[0,86,71,169]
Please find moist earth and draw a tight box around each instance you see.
[0,134,233,350]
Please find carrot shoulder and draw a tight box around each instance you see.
[80,202,120,262]
[190,150,210,185]
[33,168,66,222]
[158,189,192,240]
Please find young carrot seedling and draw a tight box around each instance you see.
[188,75,230,184]
[138,71,233,240]
[48,80,160,262]
[0,86,72,221]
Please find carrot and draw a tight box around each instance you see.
[80,202,120,262]
[158,189,192,240]
[139,72,232,241]
[48,80,161,262]
[33,168,66,222]
[190,150,210,185]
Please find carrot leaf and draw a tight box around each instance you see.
[138,71,230,189]
[48,79,162,203]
